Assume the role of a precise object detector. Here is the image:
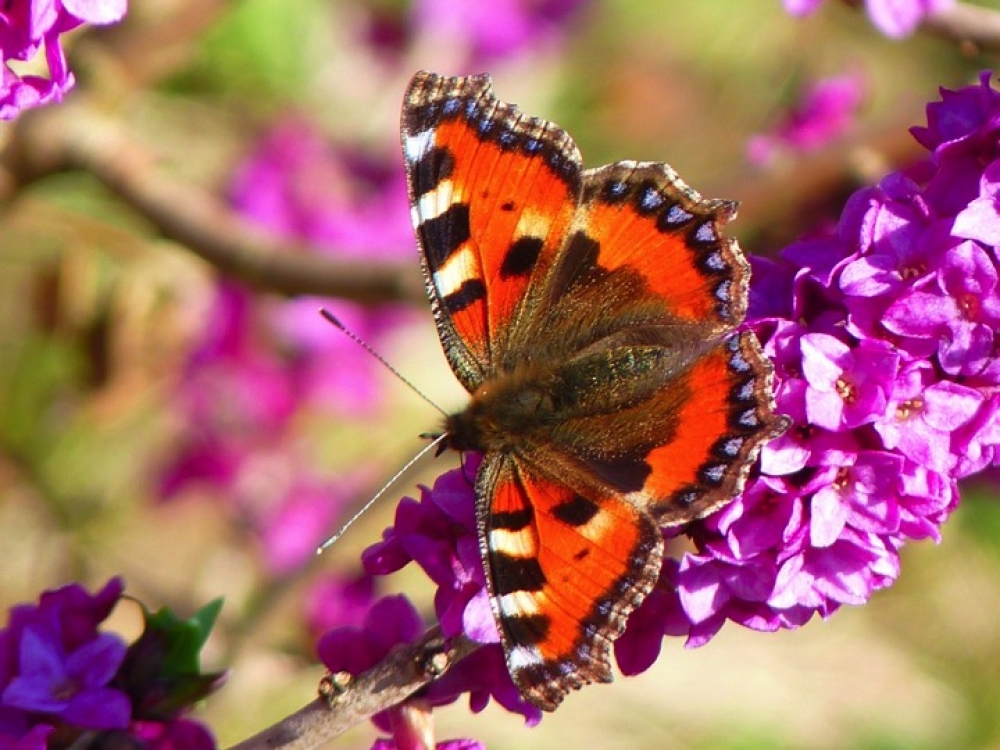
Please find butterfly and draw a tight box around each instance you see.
[400,71,787,711]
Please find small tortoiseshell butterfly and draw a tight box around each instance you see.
[401,71,787,711]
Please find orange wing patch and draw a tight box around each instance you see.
[402,73,582,377]
[481,455,663,711]
[578,162,749,330]
[436,118,577,351]
[645,332,781,525]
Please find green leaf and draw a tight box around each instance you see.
[145,598,224,677]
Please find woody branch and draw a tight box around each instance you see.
[227,631,479,750]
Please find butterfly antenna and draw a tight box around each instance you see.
[316,432,449,554]
[319,308,448,417]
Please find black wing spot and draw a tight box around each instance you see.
[492,506,534,531]
[419,204,471,269]
[503,613,550,647]
[552,495,599,526]
[501,236,544,278]
[412,146,455,198]
[493,552,547,595]
[442,279,486,314]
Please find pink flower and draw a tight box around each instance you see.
[748,72,866,165]
[0,0,127,119]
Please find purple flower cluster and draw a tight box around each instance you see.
[0,0,127,119]
[673,70,1000,643]
[783,0,953,38]
[328,71,1000,719]
[0,579,215,749]
[747,72,866,166]
[161,119,415,575]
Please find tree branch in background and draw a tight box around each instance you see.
[1,100,426,305]
[923,1,1000,53]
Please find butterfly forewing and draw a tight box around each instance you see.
[402,72,582,388]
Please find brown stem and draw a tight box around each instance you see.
[227,631,479,750]
[922,1,1000,54]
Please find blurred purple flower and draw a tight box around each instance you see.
[0,0,127,119]
[748,72,865,165]
[258,477,351,576]
[230,118,412,259]
[409,0,591,66]
[129,718,216,750]
[230,117,414,414]
[162,122,415,576]
[372,739,484,750]
[783,0,953,38]
[317,595,423,679]
[0,724,51,750]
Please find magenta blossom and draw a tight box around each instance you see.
[664,72,999,642]
[748,72,866,165]
[0,0,127,119]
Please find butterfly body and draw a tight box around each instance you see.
[402,71,787,710]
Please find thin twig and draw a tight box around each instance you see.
[227,631,479,750]
[922,1,1000,54]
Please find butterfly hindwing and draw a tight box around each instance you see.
[478,452,663,711]
[545,329,782,526]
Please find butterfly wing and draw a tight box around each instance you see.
[518,161,787,522]
[401,71,582,390]
[477,450,663,711]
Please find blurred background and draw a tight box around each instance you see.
[1,0,999,747]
